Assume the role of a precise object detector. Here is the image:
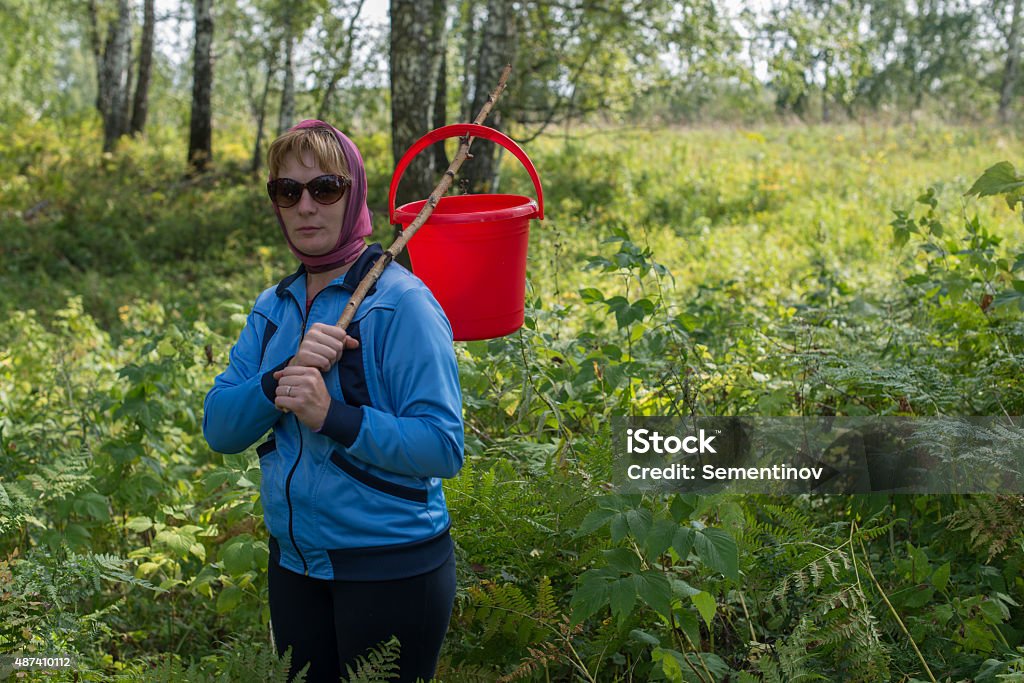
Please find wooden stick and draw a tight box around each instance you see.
[277,66,511,414]
[335,63,512,331]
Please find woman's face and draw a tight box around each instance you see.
[276,151,349,256]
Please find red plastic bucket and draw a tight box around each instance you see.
[389,124,544,341]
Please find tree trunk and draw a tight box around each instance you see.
[123,36,135,133]
[98,0,132,153]
[460,0,516,193]
[317,0,365,121]
[279,26,296,135]
[389,0,449,270]
[87,0,103,112]
[432,35,449,172]
[1000,0,1023,124]
[188,0,214,173]
[130,0,156,135]
[252,53,276,174]
[459,0,479,123]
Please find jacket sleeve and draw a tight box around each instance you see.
[317,287,465,478]
[203,307,288,454]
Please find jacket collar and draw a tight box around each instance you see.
[275,243,384,299]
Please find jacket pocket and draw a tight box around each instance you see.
[257,440,287,540]
[329,451,427,504]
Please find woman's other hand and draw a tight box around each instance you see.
[273,366,333,430]
[289,323,359,371]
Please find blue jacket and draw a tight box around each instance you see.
[203,244,464,580]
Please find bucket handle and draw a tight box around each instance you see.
[388,123,544,224]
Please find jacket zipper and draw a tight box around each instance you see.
[283,284,330,577]
[285,416,308,575]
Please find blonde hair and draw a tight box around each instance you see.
[267,126,350,179]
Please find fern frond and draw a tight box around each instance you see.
[498,642,561,682]
[947,495,1024,561]
[343,635,401,683]
[464,577,558,646]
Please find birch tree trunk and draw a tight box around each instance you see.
[389,0,448,269]
[316,0,365,121]
[460,0,516,193]
[130,0,156,135]
[459,0,479,123]
[278,21,296,135]
[95,0,132,153]
[252,53,276,173]
[1000,0,1023,124]
[389,0,448,203]
[432,34,449,172]
[188,0,214,172]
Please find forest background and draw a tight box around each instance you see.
[3,0,1024,680]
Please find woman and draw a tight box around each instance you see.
[203,119,464,682]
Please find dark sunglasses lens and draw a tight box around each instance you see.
[309,176,346,204]
[271,179,303,208]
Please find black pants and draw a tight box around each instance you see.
[268,552,457,683]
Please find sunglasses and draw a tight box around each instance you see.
[267,174,351,208]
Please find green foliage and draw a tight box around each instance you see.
[0,542,161,661]
[947,496,1024,562]
[121,639,300,683]
[343,636,402,683]
[2,122,1024,681]
[966,161,1024,214]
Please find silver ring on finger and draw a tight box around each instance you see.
[286,385,292,397]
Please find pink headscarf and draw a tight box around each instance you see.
[271,119,373,273]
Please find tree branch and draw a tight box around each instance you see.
[335,65,514,331]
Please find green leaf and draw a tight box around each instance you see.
[670,494,697,522]
[675,608,702,650]
[605,296,631,328]
[579,287,604,303]
[673,527,695,561]
[610,514,629,543]
[644,518,678,560]
[154,530,192,557]
[222,537,254,575]
[978,597,1009,623]
[77,492,110,522]
[610,578,637,623]
[157,338,176,357]
[992,290,1024,310]
[965,161,1024,198]
[635,570,672,618]
[625,507,653,543]
[603,547,642,574]
[693,528,739,580]
[136,562,161,578]
[654,649,732,683]
[672,579,701,599]
[216,585,242,614]
[576,507,616,537]
[630,628,661,647]
[900,585,934,609]
[966,161,1024,211]
[652,648,686,683]
[692,591,717,629]
[931,562,950,592]
[125,516,153,533]
[570,570,611,626]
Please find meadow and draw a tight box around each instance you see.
[1,118,1023,681]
